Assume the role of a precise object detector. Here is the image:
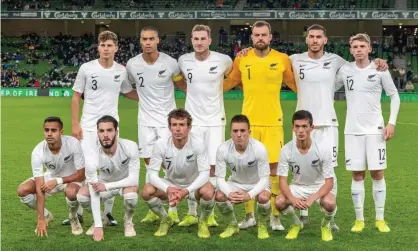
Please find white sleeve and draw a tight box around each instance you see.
[335,54,347,69]
[248,176,270,199]
[72,139,85,170]
[168,57,181,77]
[223,54,233,75]
[72,64,86,93]
[85,154,99,183]
[148,140,168,192]
[126,60,136,85]
[31,147,44,178]
[381,71,400,125]
[256,144,271,179]
[321,146,335,179]
[277,146,290,177]
[120,69,133,94]
[334,69,344,92]
[289,54,296,62]
[186,170,210,194]
[104,143,140,190]
[215,146,227,179]
[185,144,210,193]
[88,183,103,228]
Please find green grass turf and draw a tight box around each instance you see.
[2,97,418,251]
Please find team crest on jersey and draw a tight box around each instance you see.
[158,69,167,77]
[64,155,73,163]
[186,153,194,162]
[269,62,278,70]
[209,66,218,74]
[114,74,121,82]
[323,61,331,69]
[367,74,377,82]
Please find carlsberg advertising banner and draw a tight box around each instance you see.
[2,10,418,20]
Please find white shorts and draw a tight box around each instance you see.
[80,130,99,158]
[96,179,135,201]
[312,126,339,167]
[161,178,198,201]
[345,134,387,171]
[138,126,170,158]
[191,125,225,165]
[226,180,271,194]
[27,174,82,196]
[289,184,336,203]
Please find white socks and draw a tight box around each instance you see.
[351,179,365,221]
[123,192,138,223]
[372,179,386,221]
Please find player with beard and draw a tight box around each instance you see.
[70,31,138,226]
[76,116,140,241]
[125,26,187,224]
[223,21,297,231]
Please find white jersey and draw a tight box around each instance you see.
[31,136,84,178]
[290,52,346,127]
[73,59,133,131]
[178,51,232,126]
[278,139,334,187]
[85,138,140,187]
[148,133,210,186]
[335,62,399,135]
[126,53,181,127]
[215,137,270,185]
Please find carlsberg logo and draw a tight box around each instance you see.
[329,12,356,19]
[371,11,398,18]
[91,12,116,18]
[168,12,193,19]
[54,12,78,18]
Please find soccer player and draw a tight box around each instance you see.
[276,110,337,242]
[288,24,387,230]
[76,115,140,241]
[142,108,216,238]
[17,116,85,237]
[177,24,233,227]
[335,33,400,233]
[223,20,297,231]
[125,26,186,224]
[215,115,271,239]
[71,30,138,226]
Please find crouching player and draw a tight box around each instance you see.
[215,115,271,239]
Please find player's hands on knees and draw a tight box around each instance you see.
[93,227,104,242]
[237,47,253,57]
[72,124,83,140]
[36,219,48,237]
[228,190,246,204]
[383,124,395,141]
[290,197,308,210]
[91,182,106,193]
[41,180,57,194]
[374,58,388,71]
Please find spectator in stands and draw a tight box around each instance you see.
[405,81,414,92]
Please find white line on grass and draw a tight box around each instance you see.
[397,122,418,126]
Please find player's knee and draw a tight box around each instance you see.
[320,196,336,212]
[17,183,34,197]
[257,192,271,204]
[275,195,287,211]
[352,171,366,181]
[65,184,80,200]
[124,192,138,210]
[141,183,156,201]
[215,190,227,202]
[370,170,384,180]
[199,183,215,201]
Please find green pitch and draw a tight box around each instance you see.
[2,97,418,251]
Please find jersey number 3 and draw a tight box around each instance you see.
[92,79,98,90]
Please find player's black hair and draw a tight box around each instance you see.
[230,114,251,129]
[167,108,192,126]
[44,116,63,129]
[141,26,159,37]
[292,110,313,126]
[97,115,119,130]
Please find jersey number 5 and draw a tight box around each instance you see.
[92,79,98,90]
[299,68,304,80]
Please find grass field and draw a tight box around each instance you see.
[2,97,418,251]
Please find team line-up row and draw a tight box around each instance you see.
[17,21,400,242]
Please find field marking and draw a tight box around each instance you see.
[397,122,418,126]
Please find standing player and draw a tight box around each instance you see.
[276,110,337,241]
[335,33,400,233]
[223,20,297,231]
[125,26,186,224]
[215,115,271,239]
[176,24,232,227]
[142,109,216,238]
[76,115,140,241]
[71,30,138,226]
[289,24,388,230]
[17,117,85,236]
